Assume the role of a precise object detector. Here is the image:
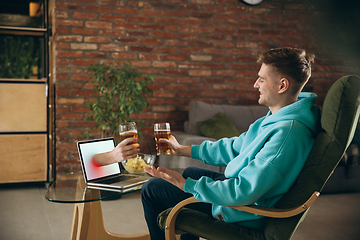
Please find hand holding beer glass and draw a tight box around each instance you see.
[154,123,171,155]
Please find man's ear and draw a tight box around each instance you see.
[279,78,289,93]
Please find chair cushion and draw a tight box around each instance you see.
[264,75,360,240]
[158,207,266,240]
[196,112,240,139]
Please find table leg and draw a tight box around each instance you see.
[70,191,150,240]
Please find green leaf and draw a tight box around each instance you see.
[84,61,154,139]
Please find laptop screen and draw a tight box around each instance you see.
[77,138,120,181]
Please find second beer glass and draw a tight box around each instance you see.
[154,123,171,155]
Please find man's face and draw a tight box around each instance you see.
[253,64,282,108]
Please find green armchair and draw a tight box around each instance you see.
[158,75,360,240]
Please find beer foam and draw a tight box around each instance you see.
[120,129,137,134]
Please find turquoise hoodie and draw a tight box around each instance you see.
[184,93,321,229]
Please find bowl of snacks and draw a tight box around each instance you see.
[121,153,156,174]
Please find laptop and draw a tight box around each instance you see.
[77,137,151,192]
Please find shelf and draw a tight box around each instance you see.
[0,25,47,36]
[0,78,47,83]
[0,0,53,184]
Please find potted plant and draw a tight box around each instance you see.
[84,61,154,142]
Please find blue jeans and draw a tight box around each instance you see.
[141,166,226,240]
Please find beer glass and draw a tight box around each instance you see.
[119,122,138,143]
[154,123,171,155]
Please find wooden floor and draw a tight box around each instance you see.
[0,184,359,240]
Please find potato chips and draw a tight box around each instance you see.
[124,156,150,173]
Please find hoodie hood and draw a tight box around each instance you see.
[261,92,321,136]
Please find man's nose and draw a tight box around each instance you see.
[254,78,259,88]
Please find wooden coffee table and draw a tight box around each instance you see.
[45,173,150,240]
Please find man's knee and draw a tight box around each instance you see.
[182,166,203,179]
[141,177,160,200]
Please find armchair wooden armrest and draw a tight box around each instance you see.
[164,191,320,240]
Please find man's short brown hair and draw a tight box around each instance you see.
[257,47,315,88]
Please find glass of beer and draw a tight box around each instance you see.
[154,123,171,155]
[119,122,138,143]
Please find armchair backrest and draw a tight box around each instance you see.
[264,75,360,240]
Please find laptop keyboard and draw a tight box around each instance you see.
[99,175,136,184]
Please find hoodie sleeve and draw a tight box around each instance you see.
[191,133,246,167]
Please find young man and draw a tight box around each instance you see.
[142,47,321,240]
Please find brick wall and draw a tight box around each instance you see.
[52,0,359,176]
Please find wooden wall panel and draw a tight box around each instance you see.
[0,134,47,183]
[0,83,47,132]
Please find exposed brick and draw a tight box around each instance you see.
[55,27,69,34]
[85,21,112,29]
[55,11,69,19]
[153,32,177,39]
[99,29,125,36]
[189,70,211,76]
[201,91,224,98]
[72,12,98,20]
[71,28,98,35]
[56,59,69,65]
[190,55,212,61]
[113,7,138,15]
[204,48,226,55]
[57,19,83,27]
[129,46,153,52]
[141,24,165,31]
[84,5,111,13]
[56,51,83,58]
[70,43,97,50]
[72,74,90,81]
[112,52,138,59]
[177,91,200,98]
[164,55,188,61]
[179,18,202,26]
[56,98,84,105]
[139,39,163,45]
[85,51,107,58]
[191,12,213,19]
[178,63,201,69]
[165,10,189,18]
[154,47,177,53]
[55,35,83,42]
[84,36,111,43]
[141,9,164,16]
[100,14,126,22]
[99,44,125,51]
[56,3,82,11]
[153,61,176,68]
[53,0,356,176]
[164,69,188,76]
[166,25,189,32]
[213,70,235,76]
[139,54,162,60]
[214,13,236,20]
[213,84,235,91]
[191,0,213,4]
[57,113,84,120]
[71,59,98,66]
[113,22,138,29]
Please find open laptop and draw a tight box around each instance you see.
[77,138,151,192]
